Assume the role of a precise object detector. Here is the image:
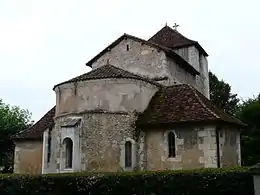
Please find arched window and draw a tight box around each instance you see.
[63,138,73,169]
[168,132,176,157]
[125,141,132,168]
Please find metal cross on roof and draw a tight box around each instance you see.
[172,23,179,30]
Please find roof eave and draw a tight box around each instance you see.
[137,119,246,130]
[85,34,126,68]
[172,42,208,57]
[12,136,42,142]
[165,51,200,75]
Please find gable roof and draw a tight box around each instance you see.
[148,25,208,56]
[12,106,55,140]
[137,84,245,127]
[84,33,199,75]
[53,64,162,89]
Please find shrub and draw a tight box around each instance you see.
[0,167,255,195]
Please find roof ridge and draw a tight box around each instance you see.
[187,84,220,119]
[148,25,208,56]
[149,25,196,43]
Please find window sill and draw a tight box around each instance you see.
[124,167,134,171]
[167,156,181,162]
[60,168,74,173]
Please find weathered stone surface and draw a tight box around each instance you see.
[91,38,209,97]
[43,112,138,173]
[92,39,169,80]
[174,46,210,98]
[14,141,43,174]
[145,125,217,170]
[219,128,241,167]
[55,78,158,116]
[14,28,242,174]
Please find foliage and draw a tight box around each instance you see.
[236,95,260,166]
[209,71,240,115]
[0,167,254,195]
[0,99,32,140]
[0,99,33,173]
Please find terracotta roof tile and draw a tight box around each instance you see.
[148,26,208,56]
[16,83,245,140]
[54,64,161,89]
[13,106,55,140]
[137,84,244,126]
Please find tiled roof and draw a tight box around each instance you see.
[137,84,245,127]
[12,106,55,140]
[53,64,161,89]
[148,25,208,56]
[16,84,245,141]
[85,33,199,75]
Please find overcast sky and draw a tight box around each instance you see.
[0,0,259,121]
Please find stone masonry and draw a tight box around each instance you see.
[13,25,243,174]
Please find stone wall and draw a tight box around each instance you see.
[45,112,138,173]
[89,38,209,97]
[55,79,158,116]
[166,57,196,86]
[144,125,218,170]
[219,128,241,167]
[14,140,43,174]
[174,46,210,98]
[91,38,170,80]
[80,112,137,172]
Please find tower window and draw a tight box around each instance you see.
[126,44,129,51]
[168,132,176,157]
[125,141,132,168]
[63,138,73,169]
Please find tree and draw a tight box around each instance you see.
[236,95,260,166]
[0,99,33,173]
[209,71,240,115]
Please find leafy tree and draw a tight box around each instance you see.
[236,95,260,166]
[209,71,240,115]
[0,99,33,173]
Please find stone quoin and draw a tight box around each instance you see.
[12,25,244,174]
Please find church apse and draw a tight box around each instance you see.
[54,78,158,116]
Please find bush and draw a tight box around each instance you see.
[0,167,254,195]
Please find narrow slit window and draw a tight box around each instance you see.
[126,44,129,51]
[47,128,52,163]
[125,141,132,168]
[168,132,176,157]
[63,138,73,168]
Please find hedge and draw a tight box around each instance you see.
[0,167,255,195]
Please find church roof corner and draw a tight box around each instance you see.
[148,25,208,56]
[137,84,245,127]
[12,106,56,141]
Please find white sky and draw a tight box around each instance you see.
[0,0,259,121]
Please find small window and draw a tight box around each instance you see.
[63,138,73,169]
[125,141,132,168]
[168,132,176,157]
[47,128,52,163]
[126,44,129,51]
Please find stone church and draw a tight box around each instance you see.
[12,25,244,174]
